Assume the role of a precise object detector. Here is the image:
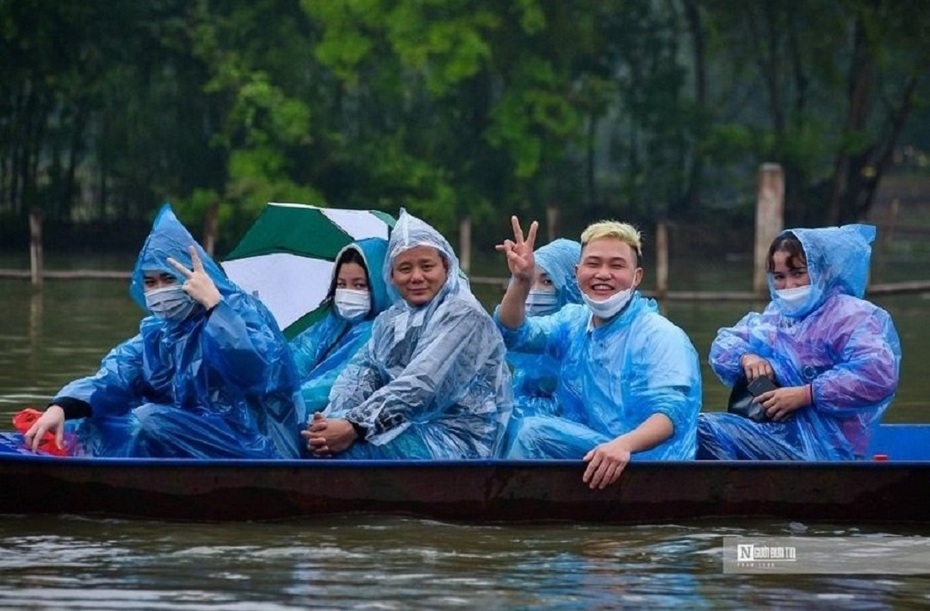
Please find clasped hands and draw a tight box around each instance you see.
[740,353,809,421]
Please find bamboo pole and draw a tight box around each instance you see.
[203,201,219,257]
[753,163,784,296]
[29,210,43,289]
[458,216,472,273]
[655,220,668,301]
[546,203,560,243]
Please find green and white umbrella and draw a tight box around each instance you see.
[222,202,394,338]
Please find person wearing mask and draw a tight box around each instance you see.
[302,209,513,459]
[698,224,902,460]
[290,238,391,420]
[496,216,701,488]
[23,204,303,459]
[500,238,583,452]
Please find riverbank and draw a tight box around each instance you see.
[3,268,930,300]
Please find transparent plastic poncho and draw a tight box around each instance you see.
[497,293,702,460]
[502,239,583,451]
[57,204,303,458]
[699,224,902,460]
[324,210,513,459]
[290,237,392,420]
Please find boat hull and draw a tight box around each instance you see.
[1,455,928,523]
[1,425,927,523]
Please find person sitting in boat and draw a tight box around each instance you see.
[501,238,583,452]
[301,209,513,459]
[697,224,902,461]
[495,216,701,489]
[290,237,392,420]
[22,204,304,459]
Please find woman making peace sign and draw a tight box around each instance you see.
[22,204,303,459]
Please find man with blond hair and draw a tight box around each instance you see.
[496,216,701,488]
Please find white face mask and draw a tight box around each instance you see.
[525,289,559,317]
[145,285,197,322]
[582,286,633,320]
[334,288,371,322]
[774,285,813,315]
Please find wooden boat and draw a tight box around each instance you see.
[0,424,927,524]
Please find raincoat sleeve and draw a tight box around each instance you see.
[708,311,769,387]
[334,305,504,441]
[290,315,339,376]
[202,295,300,395]
[494,305,575,358]
[325,340,388,419]
[295,321,373,417]
[628,317,702,434]
[809,304,900,414]
[54,334,147,418]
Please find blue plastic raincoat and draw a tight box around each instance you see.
[290,238,391,420]
[502,239,582,449]
[698,224,902,461]
[56,204,303,458]
[323,210,513,459]
[497,292,702,460]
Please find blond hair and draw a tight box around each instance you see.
[580,220,643,259]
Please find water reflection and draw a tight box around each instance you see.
[29,289,42,375]
[0,516,928,608]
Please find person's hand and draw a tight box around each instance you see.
[167,246,222,310]
[495,216,538,284]
[755,386,809,421]
[300,412,357,457]
[740,353,774,381]
[23,405,65,452]
[582,438,632,490]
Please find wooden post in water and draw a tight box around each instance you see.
[753,163,784,296]
[29,210,43,289]
[203,201,219,256]
[459,216,472,273]
[875,198,899,283]
[655,220,668,301]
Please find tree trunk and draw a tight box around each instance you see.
[827,16,874,224]
[683,0,706,213]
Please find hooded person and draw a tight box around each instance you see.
[698,224,902,461]
[301,209,513,459]
[495,216,702,489]
[290,237,391,419]
[500,239,583,451]
[22,204,303,459]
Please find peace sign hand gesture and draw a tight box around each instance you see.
[495,215,538,284]
[167,246,223,310]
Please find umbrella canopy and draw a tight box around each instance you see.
[222,202,395,338]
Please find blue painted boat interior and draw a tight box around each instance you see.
[0,424,928,463]
[866,424,930,460]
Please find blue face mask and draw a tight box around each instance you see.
[525,290,560,317]
[774,285,815,317]
[144,285,197,322]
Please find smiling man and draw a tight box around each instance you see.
[496,217,701,488]
[302,209,513,459]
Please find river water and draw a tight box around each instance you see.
[1,269,928,608]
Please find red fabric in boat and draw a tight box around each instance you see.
[12,408,72,456]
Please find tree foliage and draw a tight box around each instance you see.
[1,0,927,251]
